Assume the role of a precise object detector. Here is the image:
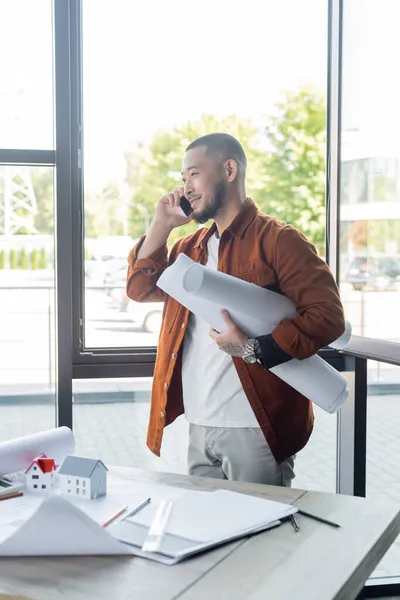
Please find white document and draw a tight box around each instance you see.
[0,496,133,557]
[0,481,151,530]
[108,488,297,564]
[157,253,350,413]
[0,427,75,477]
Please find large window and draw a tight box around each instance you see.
[0,1,54,150]
[0,2,56,431]
[81,0,328,350]
[340,0,400,581]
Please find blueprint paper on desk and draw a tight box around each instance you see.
[0,495,133,557]
[157,253,351,413]
[107,488,297,564]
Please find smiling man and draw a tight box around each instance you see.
[127,133,345,486]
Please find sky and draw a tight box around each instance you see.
[1,0,400,191]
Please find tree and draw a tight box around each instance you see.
[84,181,128,238]
[30,168,54,234]
[39,247,47,269]
[9,248,18,269]
[19,247,28,269]
[30,249,38,270]
[124,85,327,251]
[262,85,326,253]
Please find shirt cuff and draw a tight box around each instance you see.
[255,334,293,370]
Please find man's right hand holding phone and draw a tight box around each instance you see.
[155,187,193,230]
[137,187,193,260]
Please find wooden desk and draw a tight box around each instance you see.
[0,467,399,600]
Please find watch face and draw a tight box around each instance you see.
[243,354,257,364]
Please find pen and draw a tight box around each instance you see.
[0,492,23,502]
[290,513,300,532]
[123,498,151,521]
[297,508,340,528]
[102,505,127,528]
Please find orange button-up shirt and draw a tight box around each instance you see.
[127,199,345,463]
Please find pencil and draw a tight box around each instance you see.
[0,491,23,502]
[102,505,127,528]
[297,508,340,528]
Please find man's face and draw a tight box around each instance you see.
[181,147,228,224]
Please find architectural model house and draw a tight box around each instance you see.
[58,456,108,499]
[25,453,57,492]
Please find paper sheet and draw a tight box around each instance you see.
[0,474,151,530]
[0,427,75,477]
[157,253,350,413]
[108,488,297,564]
[131,489,295,543]
[0,496,133,557]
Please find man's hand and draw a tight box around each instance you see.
[154,187,193,231]
[209,309,248,357]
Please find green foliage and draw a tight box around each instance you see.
[39,247,47,269]
[30,248,39,270]
[262,85,326,253]
[124,85,326,252]
[9,248,18,269]
[19,247,28,269]
[30,168,54,234]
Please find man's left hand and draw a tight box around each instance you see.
[209,309,248,357]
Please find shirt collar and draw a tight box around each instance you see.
[194,198,258,248]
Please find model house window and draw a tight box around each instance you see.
[33,466,37,471]
[42,484,46,489]
[68,489,71,494]
[68,479,71,484]
[33,485,38,489]
[82,480,86,487]
[82,489,86,495]
[76,488,79,494]
[32,475,39,479]
[76,478,79,485]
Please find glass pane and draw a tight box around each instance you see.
[72,377,187,473]
[294,405,337,493]
[0,1,54,150]
[340,0,400,581]
[366,361,400,580]
[82,0,328,349]
[340,0,400,383]
[0,165,56,440]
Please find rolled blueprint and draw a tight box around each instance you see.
[0,426,75,477]
[157,254,351,413]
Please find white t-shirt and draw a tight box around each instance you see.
[181,233,260,428]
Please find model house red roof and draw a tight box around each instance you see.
[25,453,56,474]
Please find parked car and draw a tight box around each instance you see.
[346,256,400,290]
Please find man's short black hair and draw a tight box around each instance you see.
[186,133,247,178]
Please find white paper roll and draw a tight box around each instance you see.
[157,253,351,413]
[0,426,75,477]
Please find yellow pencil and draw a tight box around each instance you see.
[102,505,127,528]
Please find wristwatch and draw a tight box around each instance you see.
[242,338,257,363]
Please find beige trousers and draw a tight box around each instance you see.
[187,424,295,487]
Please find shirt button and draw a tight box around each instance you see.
[160,411,165,418]
[164,382,168,389]
[171,353,176,359]
[181,323,186,328]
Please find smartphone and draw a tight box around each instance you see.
[180,195,193,217]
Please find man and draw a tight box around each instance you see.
[127,133,345,486]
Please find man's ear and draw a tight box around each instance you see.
[224,159,239,183]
